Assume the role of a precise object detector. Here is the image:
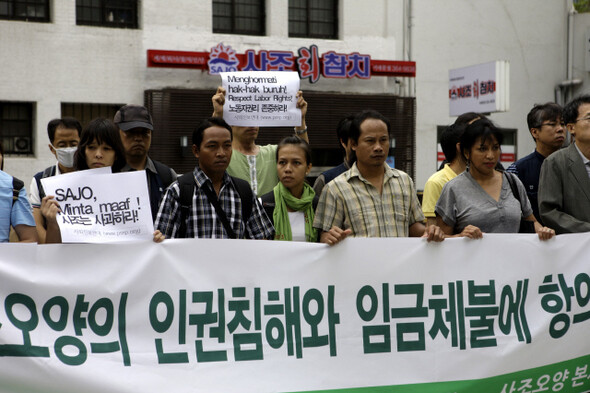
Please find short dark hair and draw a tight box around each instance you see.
[563,95,590,126]
[336,114,355,145]
[47,118,82,143]
[0,140,3,171]
[440,123,468,163]
[527,102,562,131]
[276,136,312,165]
[350,110,391,144]
[74,118,127,172]
[192,117,232,149]
[460,118,503,162]
[455,112,486,126]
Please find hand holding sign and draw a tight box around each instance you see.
[220,71,302,127]
[40,169,154,243]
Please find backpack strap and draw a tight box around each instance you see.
[35,165,57,201]
[260,191,275,226]
[230,176,253,224]
[12,177,24,206]
[177,172,195,239]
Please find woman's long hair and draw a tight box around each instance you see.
[74,117,127,172]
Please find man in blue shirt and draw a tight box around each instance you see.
[507,103,565,223]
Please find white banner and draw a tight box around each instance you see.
[40,169,154,243]
[1,235,590,393]
[221,71,301,127]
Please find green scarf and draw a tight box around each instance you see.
[272,182,318,242]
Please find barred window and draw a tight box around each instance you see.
[289,0,338,39]
[76,0,138,29]
[61,102,123,129]
[0,102,34,156]
[213,0,265,36]
[0,0,49,22]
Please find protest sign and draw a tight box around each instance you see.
[221,71,301,126]
[1,234,590,393]
[40,169,154,243]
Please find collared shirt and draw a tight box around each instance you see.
[574,143,590,179]
[421,163,458,218]
[227,145,278,197]
[313,163,424,237]
[1,170,35,242]
[154,166,274,239]
[506,150,546,222]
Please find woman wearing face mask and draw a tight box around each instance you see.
[40,118,127,243]
[30,118,82,243]
[260,136,319,242]
[435,118,555,240]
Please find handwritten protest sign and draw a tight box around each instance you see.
[41,169,154,243]
[221,71,301,127]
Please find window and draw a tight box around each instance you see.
[0,0,49,22]
[213,0,265,36]
[0,102,34,155]
[61,103,123,129]
[289,0,338,39]
[76,0,138,29]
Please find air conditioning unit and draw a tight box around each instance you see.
[13,136,31,153]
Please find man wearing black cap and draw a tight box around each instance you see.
[114,104,176,221]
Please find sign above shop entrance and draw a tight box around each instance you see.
[147,43,416,83]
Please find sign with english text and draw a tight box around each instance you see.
[221,71,301,127]
[40,169,154,243]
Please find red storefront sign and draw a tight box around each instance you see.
[147,43,416,83]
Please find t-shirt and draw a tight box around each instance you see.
[435,171,532,234]
[287,211,306,242]
[422,164,458,218]
[227,144,278,197]
[1,170,35,242]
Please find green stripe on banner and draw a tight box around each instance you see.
[292,354,590,393]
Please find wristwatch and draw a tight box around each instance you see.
[294,127,308,135]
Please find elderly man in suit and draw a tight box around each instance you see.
[539,94,590,233]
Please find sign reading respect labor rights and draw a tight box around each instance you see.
[221,71,301,127]
[40,169,154,243]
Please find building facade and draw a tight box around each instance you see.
[0,0,586,190]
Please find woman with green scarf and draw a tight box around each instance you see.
[260,136,318,242]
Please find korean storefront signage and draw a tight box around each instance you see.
[147,43,416,83]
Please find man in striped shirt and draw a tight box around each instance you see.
[313,110,444,245]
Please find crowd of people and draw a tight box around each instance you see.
[2,89,590,245]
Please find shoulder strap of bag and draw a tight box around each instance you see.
[200,181,239,239]
[230,176,253,223]
[504,172,525,215]
[177,173,195,239]
[12,176,24,206]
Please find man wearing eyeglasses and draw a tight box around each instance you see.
[115,104,177,222]
[539,95,590,233]
[506,103,564,223]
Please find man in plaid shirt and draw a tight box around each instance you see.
[313,110,445,245]
[154,118,274,240]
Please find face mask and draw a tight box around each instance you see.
[52,145,78,168]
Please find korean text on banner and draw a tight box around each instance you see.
[40,169,154,242]
[1,235,590,393]
[221,71,301,127]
